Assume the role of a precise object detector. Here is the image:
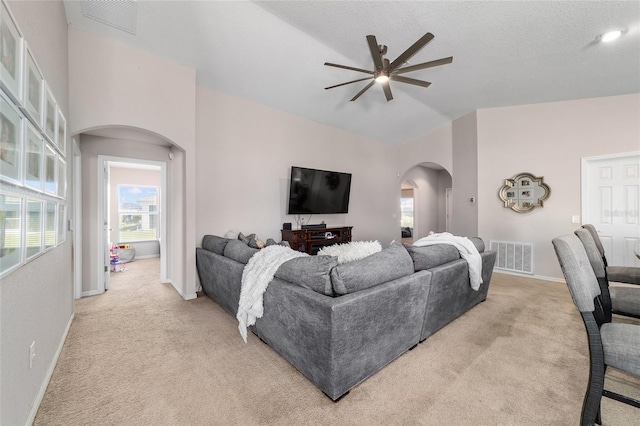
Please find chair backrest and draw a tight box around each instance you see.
[582,224,606,264]
[575,228,606,279]
[552,234,601,313]
[574,228,613,322]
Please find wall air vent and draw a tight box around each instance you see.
[81,0,138,35]
[490,240,534,275]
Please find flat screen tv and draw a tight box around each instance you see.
[287,166,352,214]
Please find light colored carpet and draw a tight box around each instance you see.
[34,258,640,425]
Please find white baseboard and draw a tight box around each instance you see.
[495,269,565,283]
[167,279,197,300]
[134,254,160,260]
[81,289,102,298]
[26,313,74,426]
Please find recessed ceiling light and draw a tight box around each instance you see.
[600,30,623,42]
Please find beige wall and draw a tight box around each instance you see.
[477,94,640,279]
[1,2,71,425]
[195,87,401,245]
[451,111,479,237]
[397,122,453,176]
[68,28,197,298]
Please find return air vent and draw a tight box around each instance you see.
[490,240,534,275]
[82,0,138,35]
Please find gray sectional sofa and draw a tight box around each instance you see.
[196,236,497,400]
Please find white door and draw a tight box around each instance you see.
[103,163,110,290]
[582,152,640,266]
[446,188,452,233]
[73,139,82,299]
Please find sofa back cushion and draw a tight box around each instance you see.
[202,235,230,255]
[331,243,414,295]
[275,255,338,296]
[404,244,460,271]
[404,237,486,271]
[469,237,485,253]
[223,239,259,264]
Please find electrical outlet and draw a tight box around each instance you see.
[29,341,36,369]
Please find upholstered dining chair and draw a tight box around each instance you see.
[582,224,640,285]
[575,228,640,320]
[552,234,640,425]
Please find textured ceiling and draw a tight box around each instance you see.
[63,1,640,145]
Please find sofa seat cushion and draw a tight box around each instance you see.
[275,255,338,296]
[331,243,414,295]
[404,244,460,271]
[202,235,230,255]
[224,239,259,264]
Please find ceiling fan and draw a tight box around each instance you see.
[324,33,453,102]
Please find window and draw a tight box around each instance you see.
[45,201,56,249]
[26,198,43,259]
[118,185,159,242]
[0,194,22,274]
[0,1,68,278]
[401,197,414,228]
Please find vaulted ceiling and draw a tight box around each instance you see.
[63,1,640,144]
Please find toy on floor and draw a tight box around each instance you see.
[110,245,126,272]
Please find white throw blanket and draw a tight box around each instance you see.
[236,245,308,342]
[412,232,483,290]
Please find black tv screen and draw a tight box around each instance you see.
[288,166,352,214]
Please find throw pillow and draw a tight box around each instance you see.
[317,240,382,264]
[224,230,240,239]
[265,238,277,246]
[238,232,252,245]
[331,243,414,295]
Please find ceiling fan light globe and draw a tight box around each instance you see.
[600,30,622,42]
[375,75,390,84]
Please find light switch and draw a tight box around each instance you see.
[572,215,580,224]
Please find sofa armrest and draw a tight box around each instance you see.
[253,269,432,400]
[420,250,497,341]
[196,248,244,316]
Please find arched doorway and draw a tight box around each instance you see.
[76,125,179,298]
[401,180,417,243]
[400,162,452,241]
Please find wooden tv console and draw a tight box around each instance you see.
[281,226,352,255]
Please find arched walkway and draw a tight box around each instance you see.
[399,162,452,241]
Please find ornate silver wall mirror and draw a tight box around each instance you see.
[499,173,550,213]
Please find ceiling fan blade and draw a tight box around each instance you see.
[366,35,384,71]
[389,33,434,71]
[382,80,393,101]
[350,81,376,102]
[325,77,373,90]
[392,75,432,88]
[324,62,374,75]
[394,57,453,75]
